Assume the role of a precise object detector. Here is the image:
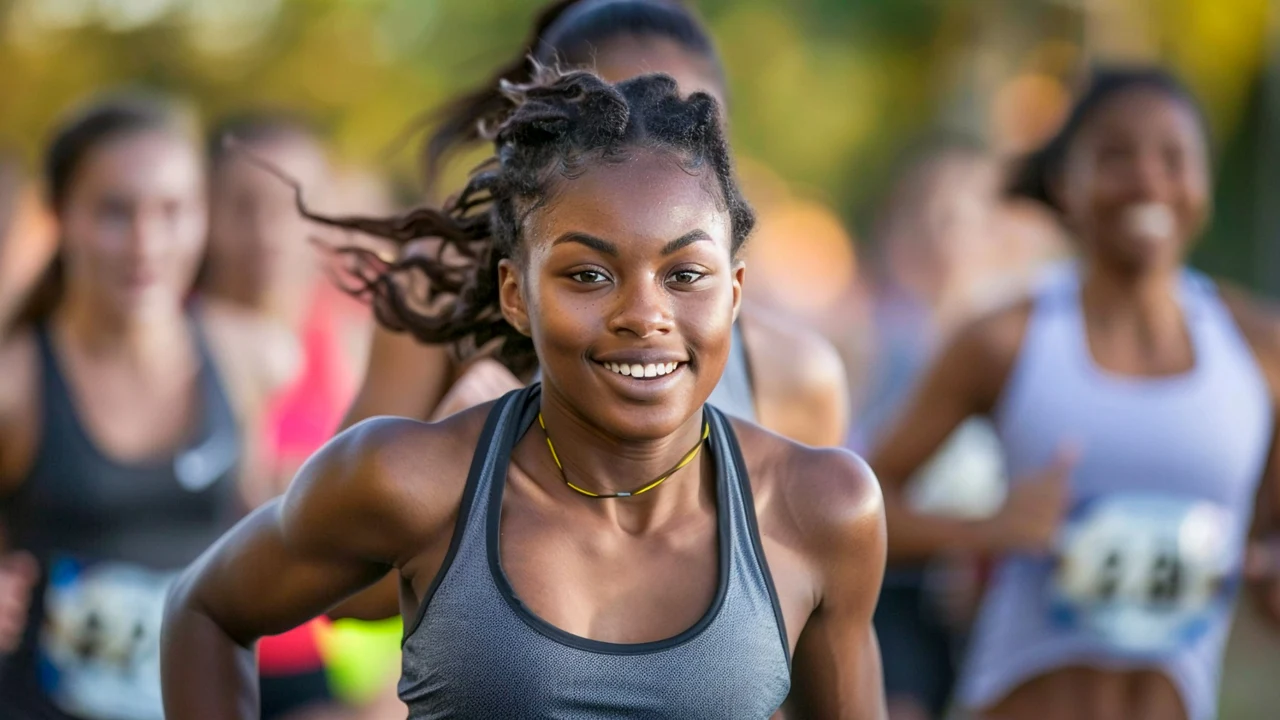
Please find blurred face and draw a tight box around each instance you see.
[593,37,726,110]
[1058,88,1210,276]
[59,131,206,318]
[498,149,742,439]
[206,135,328,306]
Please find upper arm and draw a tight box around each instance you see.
[341,325,456,428]
[784,449,887,720]
[1219,287,1280,533]
[0,332,38,496]
[173,418,430,644]
[739,307,850,447]
[868,303,1029,492]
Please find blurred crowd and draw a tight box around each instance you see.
[0,0,1278,719]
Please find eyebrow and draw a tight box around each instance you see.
[551,229,712,258]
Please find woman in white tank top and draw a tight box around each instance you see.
[868,67,1280,720]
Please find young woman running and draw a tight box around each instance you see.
[0,94,245,719]
[341,0,849,448]
[869,67,1280,720]
[162,69,886,720]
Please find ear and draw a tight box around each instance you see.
[498,258,532,336]
[730,259,745,324]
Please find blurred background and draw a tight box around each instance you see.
[0,0,1278,717]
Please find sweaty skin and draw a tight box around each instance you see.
[868,88,1280,720]
[163,150,886,720]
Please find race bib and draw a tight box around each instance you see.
[39,557,177,720]
[1050,493,1236,653]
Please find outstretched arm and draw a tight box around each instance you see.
[162,418,428,719]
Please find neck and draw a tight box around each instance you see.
[1079,260,1183,329]
[531,388,713,530]
[55,287,188,363]
[205,268,308,328]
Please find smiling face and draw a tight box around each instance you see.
[1057,87,1210,276]
[498,147,742,440]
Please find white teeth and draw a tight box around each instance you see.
[1122,202,1176,241]
[601,361,682,378]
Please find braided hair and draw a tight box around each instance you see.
[293,68,752,376]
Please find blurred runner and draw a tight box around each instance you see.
[869,68,1280,720]
[0,92,249,720]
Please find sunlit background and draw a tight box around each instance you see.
[1,1,1278,716]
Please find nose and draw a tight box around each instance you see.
[1131,148,1169,202]
[607,275,673,339]
[126,212,168,265]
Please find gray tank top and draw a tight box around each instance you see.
[959,265,1273,720]
[399,384,790,718]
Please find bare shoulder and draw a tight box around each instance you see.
[0,328,36,414]
[1217,282,1280,373]
[941,297,1035,410]
[737,304,848,445]
[738,303,845,396]
[952,296,1034,367]
[280,401,495,566]
[732,420,883,560]
[0,328,39,488]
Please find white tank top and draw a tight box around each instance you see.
[959,264,1274,720]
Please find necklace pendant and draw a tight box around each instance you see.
[616,491,632,498]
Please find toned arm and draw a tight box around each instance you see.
[161,416,448,718]
[782,447,888,719]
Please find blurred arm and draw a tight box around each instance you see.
[739,305,850,447]
[867,304,1026,561]
[340,325,456,428]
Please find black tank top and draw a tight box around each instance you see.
[398,384,792,718]
[0,321,242,720]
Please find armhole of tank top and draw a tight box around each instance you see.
[989,291,1054,429]
[401,395,510,646]
[721,411,792,670]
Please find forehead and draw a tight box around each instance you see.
[525,149,729,249]
[74,132,202,199]
[592,36,725,108]
[1078,88,1204,148]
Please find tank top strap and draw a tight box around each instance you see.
[32,323,75,429]
[401,385,531,643]
[705,404,792,668]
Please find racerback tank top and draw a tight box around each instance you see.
[0,320,242,720]
[959,265,1274,720]
[398,384,790,718]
